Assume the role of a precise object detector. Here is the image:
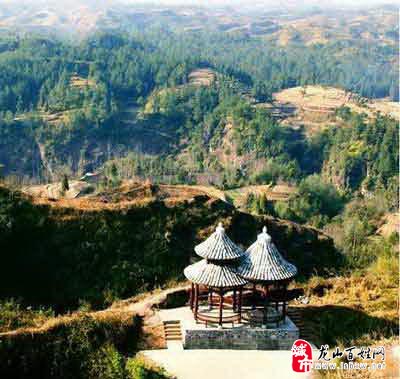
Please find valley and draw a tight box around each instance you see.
[0,2,398,379]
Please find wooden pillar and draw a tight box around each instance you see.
[233,288,237,311]
[283,283,287,320]
[208,288,213,310]
[264,283,269,325]
[252,282,257,309]
[219,288,223,327]
[238,286,243,323]
[194,284,199,320]
[190,283,194,309]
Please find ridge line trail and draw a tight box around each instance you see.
[106,285,190,317]
[0,285,189,337]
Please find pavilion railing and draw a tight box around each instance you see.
[195,311,240,327]
[196,293,234,308]
[241,308,285,327]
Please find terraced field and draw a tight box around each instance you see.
[226,184,296,209]
[269,85,400,135]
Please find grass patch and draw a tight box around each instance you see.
[0,299,54,333]
[295,255,399,347]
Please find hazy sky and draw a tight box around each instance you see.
[118,0,396,5]
[3,0,397,5]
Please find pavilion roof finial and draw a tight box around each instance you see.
[237,226,297,281]
[194,221,245,261]
[258,226,272,243]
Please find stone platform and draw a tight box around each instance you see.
[159,307,299,350]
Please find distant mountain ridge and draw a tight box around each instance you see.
[0,0,398,42]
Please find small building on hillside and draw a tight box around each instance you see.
[180,222,299,350]
[237,226,297,326]
[184,223,247,327]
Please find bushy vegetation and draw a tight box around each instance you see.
[298,232,398,347]
[324,189,398,270]
[0,185,338,311]
[274,175,344,228]
[0,299,54,333]
[0,313,169,379]
[88,346,170,379]
[322,109,398,191]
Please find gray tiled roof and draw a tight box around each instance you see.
[237,227,297,281]
[194,223,245,260]
[184,259,248,287]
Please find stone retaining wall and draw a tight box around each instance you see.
[184,317,299,350]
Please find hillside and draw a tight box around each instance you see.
[0,183,338,310]
[269,85,400,135]
[266,8,398,47]
[0,2,397,48]
[0,4,398,379]
[22,179,296,206]
[0,20,397,187]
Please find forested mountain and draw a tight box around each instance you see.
[0,2,397,232]
[0,17,398,188]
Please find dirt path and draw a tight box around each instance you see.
[0,285,189,338]
[108,285,189,316]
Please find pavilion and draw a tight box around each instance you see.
[180,223,300,349]
[237,226,297,325]
[184,223,298,327]
[184,223,247,327]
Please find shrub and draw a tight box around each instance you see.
[126,357,170,379]
[276,174,344,227]
[0,314,140,379]
[88,344,127,379]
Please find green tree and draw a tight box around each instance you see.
[110,163,120,188]
[281,175,344,226]
[62,174,70,192]
[259,194,267,214]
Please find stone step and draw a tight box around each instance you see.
[165,324,181,328]
[163,320,182,342]
[164,330,182,334]
[166,336,182,341]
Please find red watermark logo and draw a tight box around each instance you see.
[291,339,313,373]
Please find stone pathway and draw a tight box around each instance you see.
[141,349,312,379]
